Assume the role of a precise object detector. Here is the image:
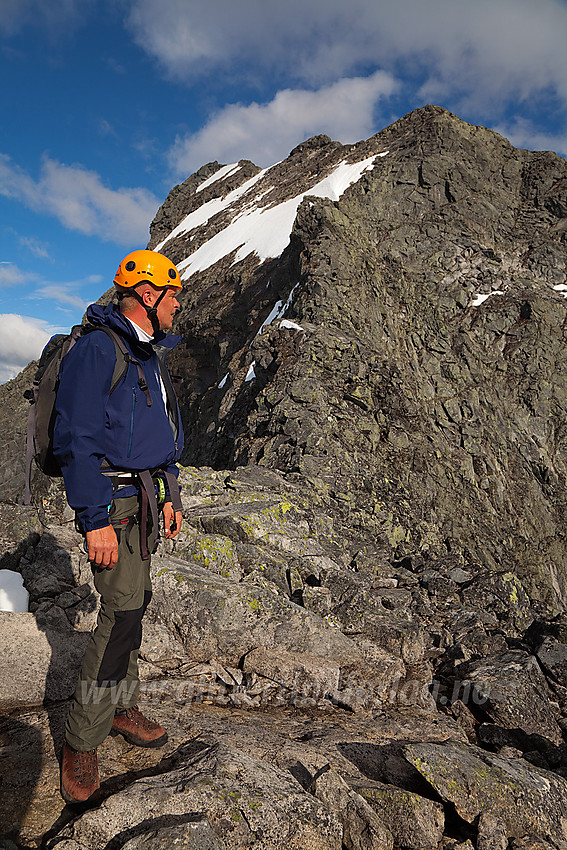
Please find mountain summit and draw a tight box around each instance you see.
[144,103,567,607]
[4,105,567,606]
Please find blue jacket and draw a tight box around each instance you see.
[53,303,184,532]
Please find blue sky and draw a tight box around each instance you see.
[1,0,566,382]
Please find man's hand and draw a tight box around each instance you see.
[86,525,119,568]
[162,501,182,539]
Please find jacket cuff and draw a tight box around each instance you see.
[78,511,110,533]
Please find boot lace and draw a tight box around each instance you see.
[73,749,98,786]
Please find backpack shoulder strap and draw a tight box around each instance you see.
[89,326,152,405]
[157,356,180,439]
[93,326,130,393]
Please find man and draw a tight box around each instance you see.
[53,249,184,804]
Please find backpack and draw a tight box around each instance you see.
[23,324,149,505]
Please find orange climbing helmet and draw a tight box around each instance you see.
[114,250,182,290]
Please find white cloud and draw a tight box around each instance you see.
[493,118,567,158]
[0,153,160,245]
[127,0,390,81]
[0,314,62,383]
[31,284,88,312]
[169,71,398,175]
[27,273,101,313]
[0,262,96,313]
[410,0,567,112]
[0,0,93,36]
[127,0,567,112]
[98,118,117,138]
[18,235,51,260]
[0,262,27,286]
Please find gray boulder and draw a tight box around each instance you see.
[46,741,342,850]
[349,778,444,850]
[120,820,225,849]
[537,637,567,689]
[457,651,563,744]
[145,556,404,710]
[311,768,394,850]
[404,739,567,845]
[0,612,89,710]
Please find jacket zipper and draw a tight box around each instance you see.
[127,386,136,458]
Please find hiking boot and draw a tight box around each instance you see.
[60,743,99,804]
[111,706,168,748]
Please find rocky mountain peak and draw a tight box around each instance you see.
[140,104,567,609]
[289,133,336,156]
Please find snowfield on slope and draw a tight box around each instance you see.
[158,153,388,280]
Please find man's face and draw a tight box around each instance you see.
[156,287,180,331]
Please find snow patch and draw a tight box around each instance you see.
[245,361,256,382]
[305,154,382,202]
[279,319,304,330]
[256,283,300,338]
[155,168,269,252]
[259,299,284,333]
[177,154,384,279]
[218,372,229,389]
[0,569,28,612]
[471,290,505,306]
[196,163,240,192]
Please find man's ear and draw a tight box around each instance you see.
[141,286,156,307]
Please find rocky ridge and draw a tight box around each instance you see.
[2,105,567,848]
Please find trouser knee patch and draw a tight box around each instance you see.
[96,603,145,687]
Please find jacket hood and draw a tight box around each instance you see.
[85,303,181,350]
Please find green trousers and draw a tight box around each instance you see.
[65,494,155,751]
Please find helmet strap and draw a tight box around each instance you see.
[120,285,168,336]
[145,287,168,336]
